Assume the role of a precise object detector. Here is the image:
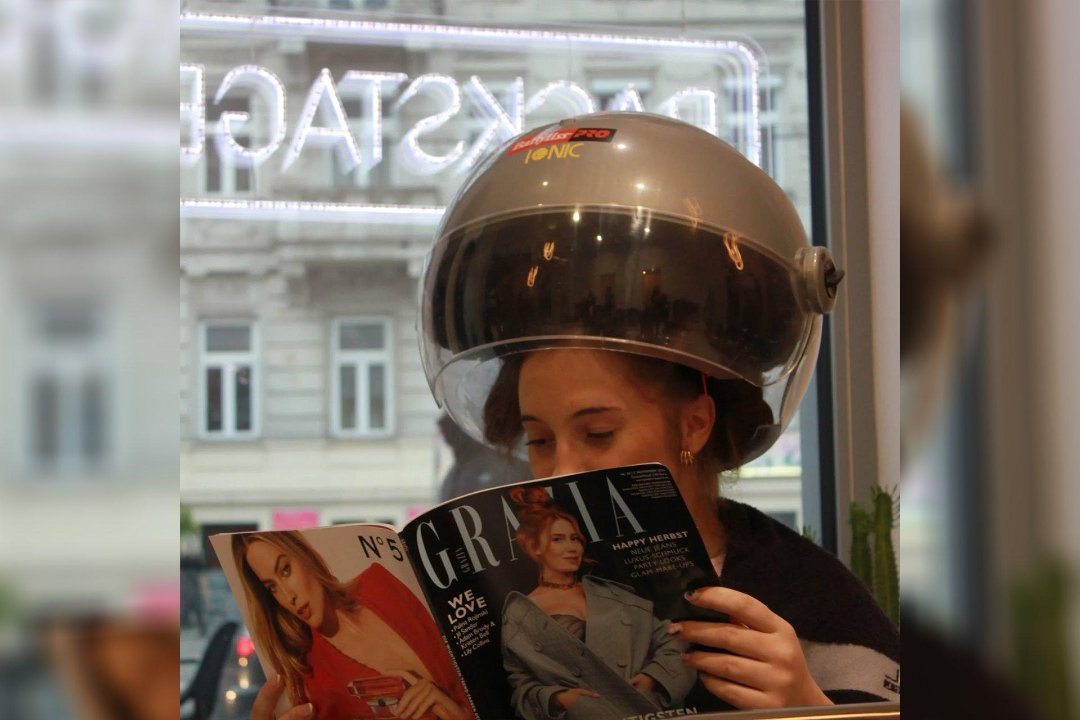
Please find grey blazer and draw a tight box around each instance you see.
[501,576,695,720]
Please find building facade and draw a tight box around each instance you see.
[180,0,813,549]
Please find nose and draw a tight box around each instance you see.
[551,441,592,478]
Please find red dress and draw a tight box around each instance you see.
[302,564,475,719]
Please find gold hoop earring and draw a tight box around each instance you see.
[680,449,695,466]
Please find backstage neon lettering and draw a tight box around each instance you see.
[179,13,764,221]
[180,66,727,174]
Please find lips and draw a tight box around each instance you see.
[298,603,311,621]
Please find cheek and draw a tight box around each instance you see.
[527,455,552,478]
[307,578,324,604]
[615,423,680,465]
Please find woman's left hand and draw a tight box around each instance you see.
[672,587,831,710]
[386,670,468,720]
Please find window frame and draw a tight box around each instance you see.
[24,302,115,477]
[329,316,395,439]
[198,320,260,441]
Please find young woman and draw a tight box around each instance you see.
[255,112,898,717]
[235,532,474,720]
[417,112,899,712]
[500,487,695,719]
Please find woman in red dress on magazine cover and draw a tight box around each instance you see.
[232,531,474,720]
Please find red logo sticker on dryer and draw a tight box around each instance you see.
[507,127,616,155]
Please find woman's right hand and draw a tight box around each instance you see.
[553,687,600,711]
[251,675,314,720]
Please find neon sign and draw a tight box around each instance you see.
[180,12,762,222]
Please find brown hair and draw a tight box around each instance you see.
[508,486,590,572]
[483,351,773,482]
[231,531,358,704]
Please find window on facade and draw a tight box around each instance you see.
[27,301,112,476]
[200,321,258,439]
[332,318,393,437]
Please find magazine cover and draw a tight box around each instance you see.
[402,463,722,720]
[213,463,723,720]
[210,524,478,720]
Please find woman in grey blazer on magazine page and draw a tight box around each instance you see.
[500,487,696,720]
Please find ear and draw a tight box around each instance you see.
[680,391,716,454]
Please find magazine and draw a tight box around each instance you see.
[211,462,727,720]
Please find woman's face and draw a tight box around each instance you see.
[245,540,330,633]
[538,518,584,575]
[518,349,684,480]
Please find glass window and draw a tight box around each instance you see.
[332,318,393,438]
[26,301,113,476]
[200,321,258,439]
[339,322,384,351]
[181,0,820,549]
[206,325,251,353]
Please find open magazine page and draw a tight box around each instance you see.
[402,463,722,720]
[210,524,478,720]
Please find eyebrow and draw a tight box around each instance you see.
[520,406,620,423]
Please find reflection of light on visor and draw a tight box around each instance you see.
[426,210,810,388]
[723,232,744,270]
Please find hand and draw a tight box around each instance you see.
[386,669,468,720]
[250,675,314,720]
[553,687,600,711]
[672,587,832,710]
[628,673,657,693]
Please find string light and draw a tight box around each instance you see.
[212,65,287,168]
[394,74,466,175]
[281,68,362,174]
[525,80,596,117]
[338,71,408,168]
[179,13,765,192]
[460,76,523,170]
[179,12,761,163]
[180,64,204,168]
[180,199,445,225]
[606,84,644,112]
[657,88,719,138]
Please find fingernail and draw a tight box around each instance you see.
[684,589,699,601]
[666,623,682,635]
[680,652,692,664]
